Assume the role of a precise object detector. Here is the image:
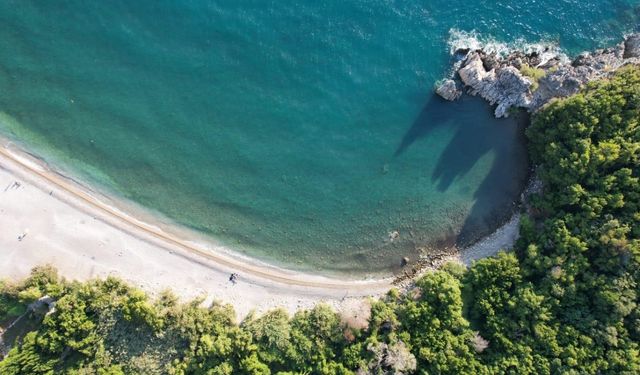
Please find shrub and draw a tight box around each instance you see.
[520,64,546,91]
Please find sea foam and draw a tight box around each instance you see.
[447,29,569,67]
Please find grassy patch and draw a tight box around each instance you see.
[520,64,546,92]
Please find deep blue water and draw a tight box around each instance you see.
[0,1,637,275]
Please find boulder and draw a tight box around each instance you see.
[530,67,583,110]
[435,79,462,101]
[539,57,561,70]
[459,53,532,117]
[624,33,640,59]
[481,52,500,71]
[453,47,471,58]
[572,52,591,67]
[495,67,532,104]
[458,53,493,91]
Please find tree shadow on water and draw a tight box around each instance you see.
[394,94,529,246]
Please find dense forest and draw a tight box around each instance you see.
[0,66,639,374]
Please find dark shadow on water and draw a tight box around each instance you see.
[394,94,530,247]
[395,95,506,193]
[394,95,455,158]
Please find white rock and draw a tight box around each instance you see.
[435,79,462,101]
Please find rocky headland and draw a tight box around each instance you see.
[437,33,640,117]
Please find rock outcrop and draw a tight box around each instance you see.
[457,53,534,117]
[436,33,640,117]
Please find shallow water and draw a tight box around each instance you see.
[0,1,637,274]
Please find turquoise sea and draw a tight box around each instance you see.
[0,1,637,275]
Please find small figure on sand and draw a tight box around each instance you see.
[18,229,29,241]
[4,181,21,192]
[229,273,239,285]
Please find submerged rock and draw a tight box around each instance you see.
[438,33,640,117]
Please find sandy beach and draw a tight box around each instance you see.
[0,139,519,319]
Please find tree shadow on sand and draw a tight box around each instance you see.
[394,94,529,247]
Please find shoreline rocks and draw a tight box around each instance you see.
[436,33,640,117]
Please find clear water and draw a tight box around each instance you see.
[0,1,637,275]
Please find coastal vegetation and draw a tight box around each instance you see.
[1,66,639,374]
[518,64,546,91]
[0,281,26,323]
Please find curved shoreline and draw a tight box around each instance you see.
[0,136,521,317]
[0,140,394,291]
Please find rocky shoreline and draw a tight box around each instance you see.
[437,33,640,117]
